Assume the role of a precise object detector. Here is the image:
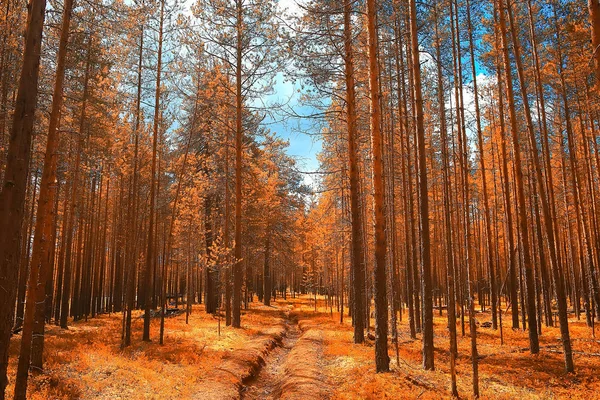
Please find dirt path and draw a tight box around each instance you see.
[241,312,301,399]
[190,298,331,399]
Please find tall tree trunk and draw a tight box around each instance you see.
[224,121,232,326]
[409,0,434,371]
[343,0,365,345]
[451,1,478,394]
[590,0,600,82]
[404,14,422,334]
[467,0,497,331]
[492,5,519,331]
[393,12,416,339]
[123,22,144,348]
[12,0,74,394]
[44,179,61,323]
[232,0,243,329]
[434,4,456,394]
[497,0,539,354]
[365,0,389,373]
[15,171,38,331]
[54,174,71,323]
[521,0,574,371]
[0,0,47,394]
[143,0,164,342]
[61,35,92,330]
[263,230,271,306]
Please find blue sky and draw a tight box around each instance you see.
[264,0,323,186]
[261,72,322,185]
[179,0,321,185]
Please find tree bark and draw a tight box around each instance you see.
[232,0,243,329]
[0,0,47,395]
[143,0,165,342]
[12,0,74,394]
[433,4,457,395]
[123,22,143,347]
[343,0,365,345]
[365,0,389,373]
[497,0,539,354]
[589,0,600,82]
[409,0,434,371]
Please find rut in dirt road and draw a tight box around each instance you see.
[241,312,301,399]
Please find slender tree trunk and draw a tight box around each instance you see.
[409,0,434,371]
[54,175,70,323]
[434,5,456,394]
[467,0,497,331]
[590,0,600,82]
[263,231,271,306]
[450,1,478,394]
[205,197,217,313]
[365,0,389,373]
[15,170,38,331]
[232,0,243,329]
[224,122,232,326]
[497,0,539,353]
[61,33,93,329]
[393,13,416,339]
[492,6,519,331]
[343,0,365,345]
[405,16,421,334]
[143,0,164,342]
[123,23,144,348]
[160,85,196,344]
[520,0,574,371]
[44,180,61,323]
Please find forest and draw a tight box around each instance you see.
[1,0,600,398]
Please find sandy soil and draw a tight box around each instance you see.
[5,295,600,399]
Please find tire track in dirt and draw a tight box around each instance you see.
[240,312,301,399]
[191,315,287,400]
[241,310,331,400]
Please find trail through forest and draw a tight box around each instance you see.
[241,311,300,400]
[4,294,600,399]
[3,1,600,397]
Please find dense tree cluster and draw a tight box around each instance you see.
[0,0,600,398]
[0,0,308,397]
[294,0,600,395]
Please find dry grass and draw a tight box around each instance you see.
[279,326,330,400]
[6,296,600,399]
[286,296,600,399]
[6,303,285,399]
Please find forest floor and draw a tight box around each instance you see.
[5,295,600,399]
